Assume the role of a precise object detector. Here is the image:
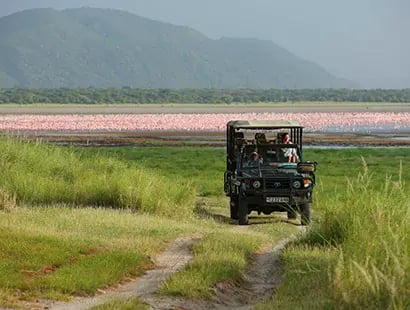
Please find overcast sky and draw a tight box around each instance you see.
[1,0,409,88]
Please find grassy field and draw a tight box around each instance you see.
[0,137,409,308]
[257,150,410,309]
[0,137,298,308]
[0,137,196,217]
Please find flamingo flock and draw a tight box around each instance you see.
[0,112,408,132]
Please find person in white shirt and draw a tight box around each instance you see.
[281,133,298,162]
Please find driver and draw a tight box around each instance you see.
[247,151,263,166]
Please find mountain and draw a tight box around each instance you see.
[0,8,356,89]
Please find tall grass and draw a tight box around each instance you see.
[0,137,195,217]
[78,146,226,196]
[304,160,410,308]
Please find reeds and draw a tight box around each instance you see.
[308,159,409,308]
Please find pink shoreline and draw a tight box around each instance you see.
[0,112,409,132]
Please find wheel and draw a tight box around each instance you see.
[230,195,239,220]
[287,207,297,219]
[238,196,249,225]
[300,203,311,225]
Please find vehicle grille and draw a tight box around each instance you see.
[264,179,291,190]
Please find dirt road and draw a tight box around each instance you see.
[45,237,196,310]
[41,226,304,310]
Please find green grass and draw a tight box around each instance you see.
[0,137,195,217]
[78,146,226,196]
[91,298,149,310]
[1,138,409,308]
[0,206,197,306]
[73,145,410,308]
[77,146,410,198]
[260,156,410,309]
[159,231,265,299]
[325,169,409,308]
[255,247,336,310]
[0,204,296,308]
[309,148,409,198]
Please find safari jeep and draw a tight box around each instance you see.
[223,120,317,225]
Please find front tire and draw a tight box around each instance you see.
[300,203,311,225]
[230,195,239,220]
[238,196,249,225]
[287,207,297,220]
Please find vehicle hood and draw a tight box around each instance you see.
[239,163,299,178]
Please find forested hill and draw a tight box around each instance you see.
[0,8,356,89]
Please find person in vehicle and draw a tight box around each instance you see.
[247,151,263,166]
[254,132,267,144]
[281,133,299,162]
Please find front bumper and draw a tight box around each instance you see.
[242,188,313,212]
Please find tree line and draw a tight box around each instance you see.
[0,88,409,104]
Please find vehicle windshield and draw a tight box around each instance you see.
[240,145,300,169]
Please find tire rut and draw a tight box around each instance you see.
[154,231,302,310]
[45,237,197,310]
[40,226,304,310]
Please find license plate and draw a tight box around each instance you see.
[266,196,289,203]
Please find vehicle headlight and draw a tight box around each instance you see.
[303,178,312,188]
[292,180,302,189]
[253,180,261,189]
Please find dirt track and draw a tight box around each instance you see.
[39,225,304,310]
[46,237,197,310]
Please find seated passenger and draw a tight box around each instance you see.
[281,133,299,162]
[255,133,267,144]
